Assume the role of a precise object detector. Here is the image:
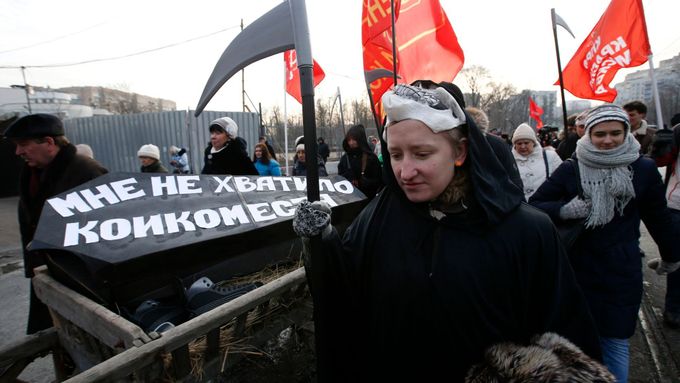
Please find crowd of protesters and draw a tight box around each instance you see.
[4,85,680,382]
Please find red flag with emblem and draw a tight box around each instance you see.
[284,50,326,104]
[362,0,464,119]
[529,97,544,129]
[559,0,651,102]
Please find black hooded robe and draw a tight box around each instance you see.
[306,114,601,382]
[338,125,382,199]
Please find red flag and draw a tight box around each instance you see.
[284,50,326,104]
[529,97,544,129]
[362,0,464,119]
[559,0,651,102]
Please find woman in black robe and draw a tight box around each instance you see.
[293,84,609,382]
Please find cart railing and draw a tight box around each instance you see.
[62,266,309,382]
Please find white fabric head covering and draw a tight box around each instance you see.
[137,144,160,160]
[209,116,238,138]
[512,123,538,144]
[382,84,466,141]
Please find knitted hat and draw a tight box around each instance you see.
[4,113,64,139]
[296,143,305,152]
[512,123,538,144]
[169,145,180,155]
[382,84,466,139]
[76,144,94,159]
[138,144,160,160]
[575,111,588,127]
[585,104,631,133]
[209,117,238,138]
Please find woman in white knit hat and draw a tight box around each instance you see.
[511,122,562,200]
[137,144,168,173]
[530,103,680,382]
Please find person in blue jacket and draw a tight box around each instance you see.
[529,104,680,382]
[252,142,281,176]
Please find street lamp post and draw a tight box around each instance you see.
[20,66,32,114]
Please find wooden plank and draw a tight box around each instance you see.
[233,313,248,338]
[64,267,307,383]
[0,328,58,368]
[32,267,151,349]
[205,328,220,360]
[171,345,192,380]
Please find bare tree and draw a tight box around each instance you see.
[460,65,490,108]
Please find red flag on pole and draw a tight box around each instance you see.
[284,50,326,104]
[529,97,544,129]
[362,0,464,118]
[559,0,651,102]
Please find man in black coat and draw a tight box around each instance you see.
[4,113,108,334]
[201,117,258,175]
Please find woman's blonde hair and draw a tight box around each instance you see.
[436,128,470,206]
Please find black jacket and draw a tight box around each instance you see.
[529,156,679,338]
[201,138,257,175]
[338,125,382,199]
[140,160,168,173]
[19,144,108,277]
[307,114,601,381]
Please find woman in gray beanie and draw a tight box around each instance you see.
[530,103,680,382]
[138,144,168,173]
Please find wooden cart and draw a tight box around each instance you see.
[0,265,312,382]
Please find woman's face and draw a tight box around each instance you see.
[387,120,467,203]
[514,139,535,156]
[139,156,155,167]
[297,150,306,163]
[347,137,359,149]
[590,121,626,150]
[211,130,228,150]
[254,147,263,158]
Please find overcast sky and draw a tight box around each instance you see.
[1,0,679,115]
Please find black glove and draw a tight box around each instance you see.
[293,201,332,238]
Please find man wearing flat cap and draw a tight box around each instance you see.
[4,113,107,334]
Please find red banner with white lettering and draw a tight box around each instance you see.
[559,0,651,102]
[362,0,464,119]
[284,50,326,104]
[529,97,544,129]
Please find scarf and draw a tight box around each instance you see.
[575,133,640,227]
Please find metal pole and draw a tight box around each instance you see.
[337,86,346,134]
[283,64,289,175]
[20,66,32,114]
[258,102,264,137]
[647,55,665,129]
[241,19,246,112]
[551,9,569,132]
[390,0,398,86]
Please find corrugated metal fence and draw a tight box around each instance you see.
[64,111,260,173]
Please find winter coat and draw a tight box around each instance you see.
[318,142,330,163]
[529,156,680,338]
[254,158,281,176]
[633,120,657,156]
[18,144,108,277]
[170,149,190,174]
[201,138,258,175]
[306,115,601,382]
[486,133,524,192]
[557,132,579,160]
[140,160,168,173]
[512,145,562,200]
[338,125,382,199]
[292,158,327,177]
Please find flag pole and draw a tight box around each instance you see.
[551,8,569,133]
[283,61,290,175]
[647,54,665,130]
[390,0,398,86]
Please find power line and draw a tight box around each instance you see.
[0,25,240,69]
[0,22,108,54]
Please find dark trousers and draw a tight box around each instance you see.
[667,209,680,314]
[27,281,52,334]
